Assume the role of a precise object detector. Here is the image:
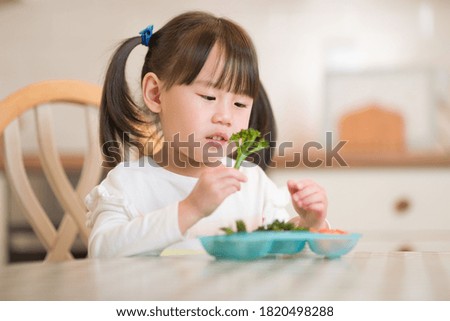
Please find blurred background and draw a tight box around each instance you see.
[0,0,449,263]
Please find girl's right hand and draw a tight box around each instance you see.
[178,166,247,232]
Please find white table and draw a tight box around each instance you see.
[1,251,449,300]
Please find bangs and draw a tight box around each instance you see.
[212,39,259,98]
[163,18,259,98]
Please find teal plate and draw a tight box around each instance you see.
[199,233,273,260]
[306,233,362,259]
[199,231,361,260]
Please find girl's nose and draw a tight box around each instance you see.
[211,105,232,126]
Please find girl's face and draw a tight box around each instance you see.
[157,44,254,168]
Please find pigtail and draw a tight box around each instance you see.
[100,37,147,168]
[248,82,277,171]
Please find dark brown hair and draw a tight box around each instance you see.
[249,82,277,171]
[100,11,275,169]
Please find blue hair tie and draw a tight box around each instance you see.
[139,25,153,46]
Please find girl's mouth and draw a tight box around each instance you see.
[205,133,229,148]
[207,136,225,141]
[206,132,229,143]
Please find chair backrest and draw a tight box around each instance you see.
[338,104,406,154]
[0,80,103,262]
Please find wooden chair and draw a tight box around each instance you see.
[338,104,406,154]
[0,80,103,262]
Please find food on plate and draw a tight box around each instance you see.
[256,219,308,232]
[220,219,247,235]
[221,219,308,235]
[309,228,348,234]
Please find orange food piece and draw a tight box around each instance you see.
[310,228,348,234]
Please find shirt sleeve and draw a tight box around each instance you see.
[85,169,185,258]
[257,167,294,225]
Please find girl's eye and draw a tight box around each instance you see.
[200,95,216,101]
[234,102,247,108]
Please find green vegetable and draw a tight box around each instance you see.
[256,219,309,232]
[229,128,269,169]
[220,227,235,235]
[220,220,247,235]
[236,220,247,232]
[221,219,308,235]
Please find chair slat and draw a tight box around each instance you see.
[34,106,90,245]
[44,214,76,262]
[3,121,57,249]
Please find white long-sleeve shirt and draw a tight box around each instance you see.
[85,156,292,258]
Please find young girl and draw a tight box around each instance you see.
[86,11,328,258]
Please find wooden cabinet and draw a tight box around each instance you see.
[267,167,450,252]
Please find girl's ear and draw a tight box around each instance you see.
[142,72,162,113]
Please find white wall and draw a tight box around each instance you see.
[1,0,450,151]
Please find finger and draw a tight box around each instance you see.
[221,185,240,198]
[291,192,303,208]
[234,169,248,182]
[216,177,243,192]
[296,186,321,200]
[304,202,326,215]
[300,193,324,206]
[296,179,321,190]
[289,179,318,194]
[207,184,240,206]
[287,180,299,194]
[220,167,248,182]
[207,167,248,182]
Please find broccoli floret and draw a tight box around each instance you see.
[220,227,235,235]
[235,220,247,232]
[256,219,309,232]
[221,219,309,235]
[229,128,269,169]
[220,220,248,235]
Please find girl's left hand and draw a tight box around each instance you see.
[287,179,328,229]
